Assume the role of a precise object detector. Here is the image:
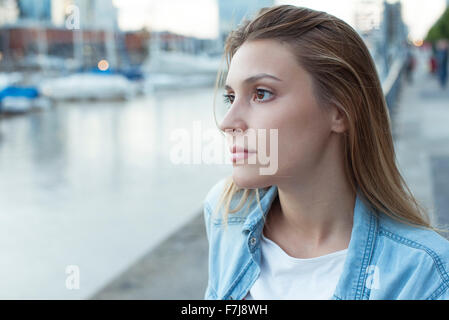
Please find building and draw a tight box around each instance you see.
[382,0,406,46]
[52,0,118,30]
[17,0,52,22]
[54,0,120,68]
[0,0,121,70]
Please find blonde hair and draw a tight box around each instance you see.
[211,5,444,234]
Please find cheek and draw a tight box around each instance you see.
[272,103,331,171]
[228,96,331,188]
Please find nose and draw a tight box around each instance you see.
[218,104,248,135]
[219,122,247,136]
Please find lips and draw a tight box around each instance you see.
[230,145,256,154]
[229,145,256,163]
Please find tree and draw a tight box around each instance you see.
[425,7,449,44]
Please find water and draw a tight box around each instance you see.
[0,87,231,299]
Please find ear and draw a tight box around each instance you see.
[329,104,348,133]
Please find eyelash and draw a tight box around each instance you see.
[223,88,274,106]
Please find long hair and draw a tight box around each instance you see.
[211,5,441,233]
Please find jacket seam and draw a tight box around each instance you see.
[213,216,247,225]
[223,258,253,300]
[206,282,218,299]
[355,213,377,299]
[239,261,260,300]
[427,282,449,300]
[206,205,252,226]
[204,203,213,240]
[210,285,218,299]
[379,227,449,288]
[203,203,217,300]
[204,202,213,222]
[204,202,249,226]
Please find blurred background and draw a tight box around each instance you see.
[0,0,448,299]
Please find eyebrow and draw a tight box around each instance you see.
[224,73,282,91]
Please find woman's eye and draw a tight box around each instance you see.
[255,89,273,102]
[222,88,273,108]
[223,94,234,106]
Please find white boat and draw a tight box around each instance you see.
[39,72,139,101]
[142,51,221,93]
[0,85,52,114]
[143,72,218,92]
[143,51,222,75]
[1,96,51,114]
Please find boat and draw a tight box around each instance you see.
[0,85,52,114]
[39,70,139,101]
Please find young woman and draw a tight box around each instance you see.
[203,5,449,300]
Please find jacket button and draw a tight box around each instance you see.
[250,237,257,246]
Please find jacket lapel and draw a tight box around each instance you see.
[332,189,379,300]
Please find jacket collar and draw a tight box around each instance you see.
[333,189,379,299]
[240,184,379,300]
[242,185,277,233]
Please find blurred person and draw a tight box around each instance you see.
[430,54,438,74]
[203,5,449,300]
[436,39,449,88]
[405,46,416,83]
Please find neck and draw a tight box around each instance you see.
[270,137,355,254]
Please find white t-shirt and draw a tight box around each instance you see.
[244,231,348,300]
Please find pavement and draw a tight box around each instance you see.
[392,47,449,231]
[90,210,209,299]
[90,47,449,300]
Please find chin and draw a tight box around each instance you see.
[231,167,274,189]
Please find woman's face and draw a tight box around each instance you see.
[219,39,342,189]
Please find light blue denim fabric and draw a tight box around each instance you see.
[203,178,449,300]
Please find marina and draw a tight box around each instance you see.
[1,0,448,300]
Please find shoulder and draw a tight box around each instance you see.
[203,177,266,223]
[374,212,449,299]
[377,212,449,261]
[202,178,274,235]
[203,177,229,219]
[203,177,239,238]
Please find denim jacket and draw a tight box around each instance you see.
[203,178,449,300]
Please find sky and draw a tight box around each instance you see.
[112,0,219,38]
[112,0,448,41]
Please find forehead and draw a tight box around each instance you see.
[226,39,305,84]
